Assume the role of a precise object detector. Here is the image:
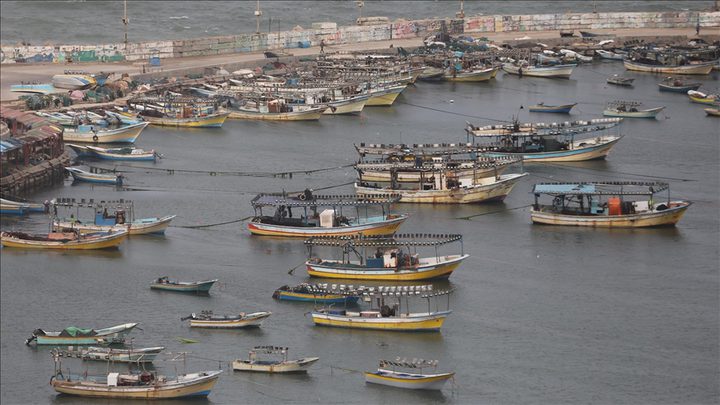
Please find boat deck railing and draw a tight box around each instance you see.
[305,233,462,247]
[251,193,401,207]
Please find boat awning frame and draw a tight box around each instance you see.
[251,193,401,208]
[532,181,669,196]
[304,233,462,247]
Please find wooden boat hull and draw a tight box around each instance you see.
[528,103,576,113]
[232,357,319,373]
[365,370,454,390]
[63,122,148,144]
[228,108,324,121]
[484,135,621,162]
[151,280,217,293]
[66,169,121,185]
[595,50,624,61]
[306,254,468,281]
[354,173,527,204]
[54,215,175,235]
[688,95,718,105]
[311,311,450,331]
[530,202,691,227]
[658,83,701,92]
[366,86,405,106]
[705,108,720,117]
[247,214,407,237]
[33,323,137,345]
[443,68,496,82]
[143,113,230,128]
[624,60,715,75]
[88,149,156,161]
[50,371,221,399]
[603,106,664,118]
[189,312,271,328]
[502,63,575,78]
[1,230,127,250]
[323,97,368,115]
[0,199,45,215]
[72,347,165,363]
[273,291,360,303]
[358,164,508,183]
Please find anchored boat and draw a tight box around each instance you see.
[248,191,407,237]
[1,229,128,250]
[55,346,165,363]
[528,102,577,113]
[304,234,468,281]
[311,285,453,332]
[51,198,174,235]
[624,59,715,75]
[595,50,625,61]
[658,77,702,92]
[25,323,138,345]
[65,167,123,185]
[182,310,271,328]
[687,90,719,105]
[273,283,360,304]
[530,181,692,227]
[603,101,665,118]
[232,346,319,373]
[63,122,148,144]
[606,75,635,87]
[365,358,454,390]
[705,107,720,117]
[0,197,47,215]
[129,97,230,128]
[151,277,217,293]
[443,66,497,82]
[85,145,157,161]
[502,62,576,78]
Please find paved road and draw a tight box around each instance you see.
[1,27,715,102]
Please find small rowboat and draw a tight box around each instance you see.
[705,107,720,117]
[687,90,719,105]
[273,284,360,304]
[528,102,576,113]
[65,167,123,185]
[502,63,576,78]
[417,67,445,81]
[56,346,165,363]
[365,359,454,390]
[232,346,319,373]
[25,322,138,345]
[10,84,58,94]
[63,122,148,144]
[603,101,665,118]
[595,50,625,61]
[85,145,157,161]
[658,77,702,92]
[183,310,271,328]
[1,229,128,250]
[606,75,634,87]
[624,59,715,75]
[0,197,46,215]
[151,277,218,293]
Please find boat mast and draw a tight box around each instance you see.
[122,0,129,46]
[254,0,262,34]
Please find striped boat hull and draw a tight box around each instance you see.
[63,122,148,144]
[624,60,715,75]
[311,311,450,331]
[366,86,405,106]
[51,371,221,399]
[143,113,230,128]
[247,215,407,238]
[531,202,691,228]
[306,255,467,281]
[365,370,454,390]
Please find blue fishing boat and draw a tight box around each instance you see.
[65,167,123,185]
[528,102,576,113]
[0,198,47,215]
[272,284,361,304]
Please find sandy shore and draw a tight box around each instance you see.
[1,27,716,102]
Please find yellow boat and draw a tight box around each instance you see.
[443,67,497,82]
[365,359,454,390]
[687,90,719,105]
[530,181,692,228]
[366,85,406,106]
[228,106,325,121]
[141,112,230,128]
[304,234,468,281]
[1,229,128,250]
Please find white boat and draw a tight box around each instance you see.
[603,101,665,118]
[183,310,271,328]
[65,167,123,185]
[365,359,454,390]
[502,63,576,78]
[52,73,96,90]
[595,50,625,60]
[232,346,319,373]
[63,122,148,144]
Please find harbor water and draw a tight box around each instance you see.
[1,62,719,404]
[0,0,714,45]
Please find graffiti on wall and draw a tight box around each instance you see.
[1,45,126,64]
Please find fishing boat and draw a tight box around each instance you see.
[232,346,319,373]
[530,181,692,227]
[355,171,528,204]
[322,94,369,115]
[25,323,138,345]
[443,66,496,82]
[65,167,123,185]
[248,191,407,237]
[1,229,128,250]
[10,83,58,94]
[595,50,625,61]
[603,101,665,118]
[311,285,452,332]
[129,97,230,128]
[51,198,175,235]
[658,77,702,92]
[606,75,635,87]
[579,31,601,38]
[151,277,218,293]
[502,62,576,78]
[62,122,148,144]
[355,155,521,183]
[49,351,222,399]
[0,197,46,215]
[140,111,230,128]
[84,145,157,161]
[705,107,720,117]
[55,346,165,363]
[228,100,326,121]
[559,49,593,63]
[365,358,454,390]
[52,72,96,90]
[272,283,361,304]
[417,66,445,81]
[687,90,719,105]
[182,310,272,328]
[528,103,576,113]
[304,234,468,281]
[624,59,715,75]
[365,84,406,106]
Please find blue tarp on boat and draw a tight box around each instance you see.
[0,138,23,154]
[533,183,596,194]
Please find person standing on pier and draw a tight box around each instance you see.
[320,39,325,54]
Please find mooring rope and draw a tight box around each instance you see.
[85,162,354,178]
[170,215,254,229]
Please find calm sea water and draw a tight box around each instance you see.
[0,0,715,45]
[1,62,719,404]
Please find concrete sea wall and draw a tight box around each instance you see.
[2,11,718,64]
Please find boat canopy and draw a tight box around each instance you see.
[252,346,288,353]
[251,193,401,208]
[304,233,462,247]
[532,181,669,196]
[296,283,451,298]
[380,358,439,369]
[52,197,133,209]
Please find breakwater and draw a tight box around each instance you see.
[2,11,718,64]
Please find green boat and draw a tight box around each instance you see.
[25,323,138,345]
[150,277,218,294]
